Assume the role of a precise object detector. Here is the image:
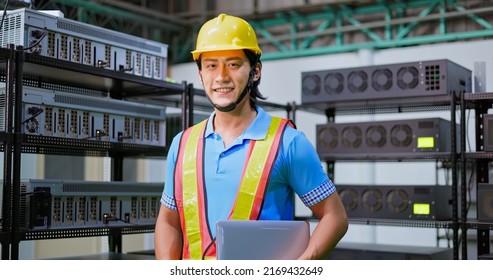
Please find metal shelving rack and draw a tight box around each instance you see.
[0,46,16,260]
[461,92,493,259]
[0,45,188,260]
[126,84,297,127]
[296,91,463,259]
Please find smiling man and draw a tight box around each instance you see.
[154,13,348,260]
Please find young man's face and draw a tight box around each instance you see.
[199,49,259,110]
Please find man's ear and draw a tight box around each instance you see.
[253,62,262,82]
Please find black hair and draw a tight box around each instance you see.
[244,49,267,107]
[196,49,266,109]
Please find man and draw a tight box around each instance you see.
[154,13,348,260]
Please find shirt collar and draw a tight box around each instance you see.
[204,106,271,141]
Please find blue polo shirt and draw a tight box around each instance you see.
[161,106,335,237]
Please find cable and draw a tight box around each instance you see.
[23,31,46,51]
[202,237,216,260]
[21,107,43,125]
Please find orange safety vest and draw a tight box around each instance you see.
[174,116,292,260]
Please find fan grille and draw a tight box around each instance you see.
[397,66,419,90]
[390,124,413,147]
[339,188,358,212]
[318,126,338,150]
[365,125,387,147]
[348,70,368,93]
[386,189,409,213]
[324,72,344,94]
[362,189,383,212]
[302,74,321,96]
[371,68,393,91]
[341,126,362,148]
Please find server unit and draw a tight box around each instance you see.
[326,242,453,260]
[0,8,168,80]
[16,179,163,230]
[477,183,493,222]
[0,86,166,146]
[301,59,471,104]
[338,184,453,220]
[316,118,458,156]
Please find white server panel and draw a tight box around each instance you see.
[1,86,166,146]
[0,8,168,80]
[17,179,163,229]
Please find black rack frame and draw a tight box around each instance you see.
[2,44,482,260]
[462,92,493,259]
[296,91,463,259]
[0,46,16,260]
[0,45,188,259]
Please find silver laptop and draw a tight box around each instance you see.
[216,220,309,260]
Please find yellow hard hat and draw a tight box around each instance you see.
[191,13,262,60]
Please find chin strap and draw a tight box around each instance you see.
[212,60,258,112]
[213,84,250,112]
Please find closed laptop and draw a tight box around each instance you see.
[216,220,309,260]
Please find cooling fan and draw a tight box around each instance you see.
[371,68,393,91]
[365,125,387,148]
[397,66,419,90]
[24,118,39,133]
[324,72,344,95]
[390,124,413,148]
[317,126,338,150]
[341,126,363,149]
[348,70,368,93]
[362,189,383,212]
[302,74,321,96]
[386,188,410,213]
[338,188,358,212]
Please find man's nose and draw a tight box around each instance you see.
[216,65,230,82]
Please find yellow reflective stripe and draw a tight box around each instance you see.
[182,120,207,260]
[231,117,283,220]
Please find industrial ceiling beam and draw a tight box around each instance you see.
[36,0,186,32]
[246,0,493,62]
[92,0,189,26]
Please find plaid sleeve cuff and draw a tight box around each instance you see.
[300,179,336,207]
[161,193,177,210]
